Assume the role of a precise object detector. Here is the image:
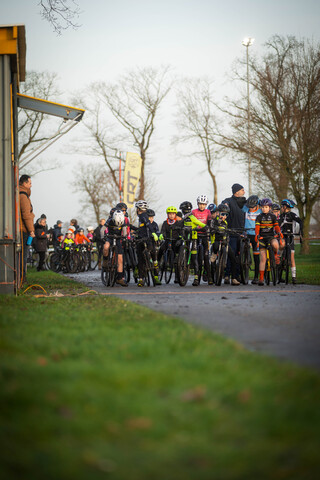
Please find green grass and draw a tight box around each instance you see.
[294,244,320,285]
[1,271,320,479]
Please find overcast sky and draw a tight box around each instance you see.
[2,0,320,228]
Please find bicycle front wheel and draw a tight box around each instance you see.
[177,247,190,287]
[215,245,227,286]
[165,249,174,284]
[269,248,277,286]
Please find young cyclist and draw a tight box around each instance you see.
[62,230,75,249]
[179,201,206,286]
[86,226,95,242]
[191,195,212,286]
[75,228,90,245]
[208,203,218,221]
[272,204,281,220]
[242,195,261,284]
[159,206,183,284]
[210,203,240,285]
[134,200,160,287]
[102,209,128,287]
[255,198,284,286]
[278,199,303,284]
[146,208,161,285]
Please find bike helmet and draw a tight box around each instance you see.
[208,203,217,213]
[146,208,155,217]
[79,228,84,233]
[246,195,259,208]
[135,200,148,210]
[272,203,280,211]
[179,201,192,214]
[113,209,125,226]
[281,199,295,209]
[260,198,273,207]
[87,226,94,231]
[197,194,209,205]
[116,202,128,211]
[217,203,230,214]
[166,206,177,214]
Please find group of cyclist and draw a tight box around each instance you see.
[93,183,303,288]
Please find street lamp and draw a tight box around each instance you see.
[242,37,255,196]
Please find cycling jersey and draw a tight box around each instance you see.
[255,212,281,238]
[75,233,90,244]
[242,205,261,235]
[161,218,183,240]
[62,238,74,250]
[210,217,228,242]
[137,211,153,238]
[279,211,303,236]
[191,208,211,233]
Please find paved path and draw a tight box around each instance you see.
[68,270,320,371]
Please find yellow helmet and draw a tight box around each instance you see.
[166,206,177,214]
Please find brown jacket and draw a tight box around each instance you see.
[19,185,35,234]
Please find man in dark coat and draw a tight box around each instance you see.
[222,183,246,283]
[52,220,63,248]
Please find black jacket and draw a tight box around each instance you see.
[222,195,246,232]
[52,224,62,245]
[34,224,48,252]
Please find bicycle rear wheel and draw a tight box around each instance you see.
[177,246,190,287]
[101,264,110,286]
[197,244,204,285]
[165,249,174,284]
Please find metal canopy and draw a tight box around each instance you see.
[17,93,85,121]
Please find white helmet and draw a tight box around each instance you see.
[87,226,93,231]
[113,209,125,226]
[135,200,149,210]
[197,194,209,205]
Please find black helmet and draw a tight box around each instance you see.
[272,203,280,211]
[217,203,230,214]
[116,202,128,211]
[109,207,116,216]
[179,201,192,214]
[208,203,217,213]
[246,195,259,208]
[146,208,155,217]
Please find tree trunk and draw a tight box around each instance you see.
[300,211,311,255]
[138,150,146,200]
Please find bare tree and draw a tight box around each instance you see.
[216,35,320,253]
[98,65,172,199]
[73,162,118,224]
[175,77,220,204]
[39,0,82,35]
[18,70,61,174]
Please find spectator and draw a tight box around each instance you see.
[52,220,63,249]
[19,174,35,283]
[94,218,106,269]
[34,217,48,271]
[70,218,80,234]
[222,183,246,283]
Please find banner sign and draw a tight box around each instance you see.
[123,152,142,207]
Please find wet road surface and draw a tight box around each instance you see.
[67,270,320,371]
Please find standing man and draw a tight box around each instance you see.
[222,183,246,284]
[94,218,106,269]
[19,174,35,284]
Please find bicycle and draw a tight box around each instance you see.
[101,234,122,287]
[159,234,175,284]
[238,229,253,285]
[136,237,156,287]
[176,226,193,286]
[277,233,297,284]
[260,237,277,286]
[122,237,138,284]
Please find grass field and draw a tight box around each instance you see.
[1,267,320,479]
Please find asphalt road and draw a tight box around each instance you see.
[67,270,320,371]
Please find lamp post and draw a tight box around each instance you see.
[242,37,254,196]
